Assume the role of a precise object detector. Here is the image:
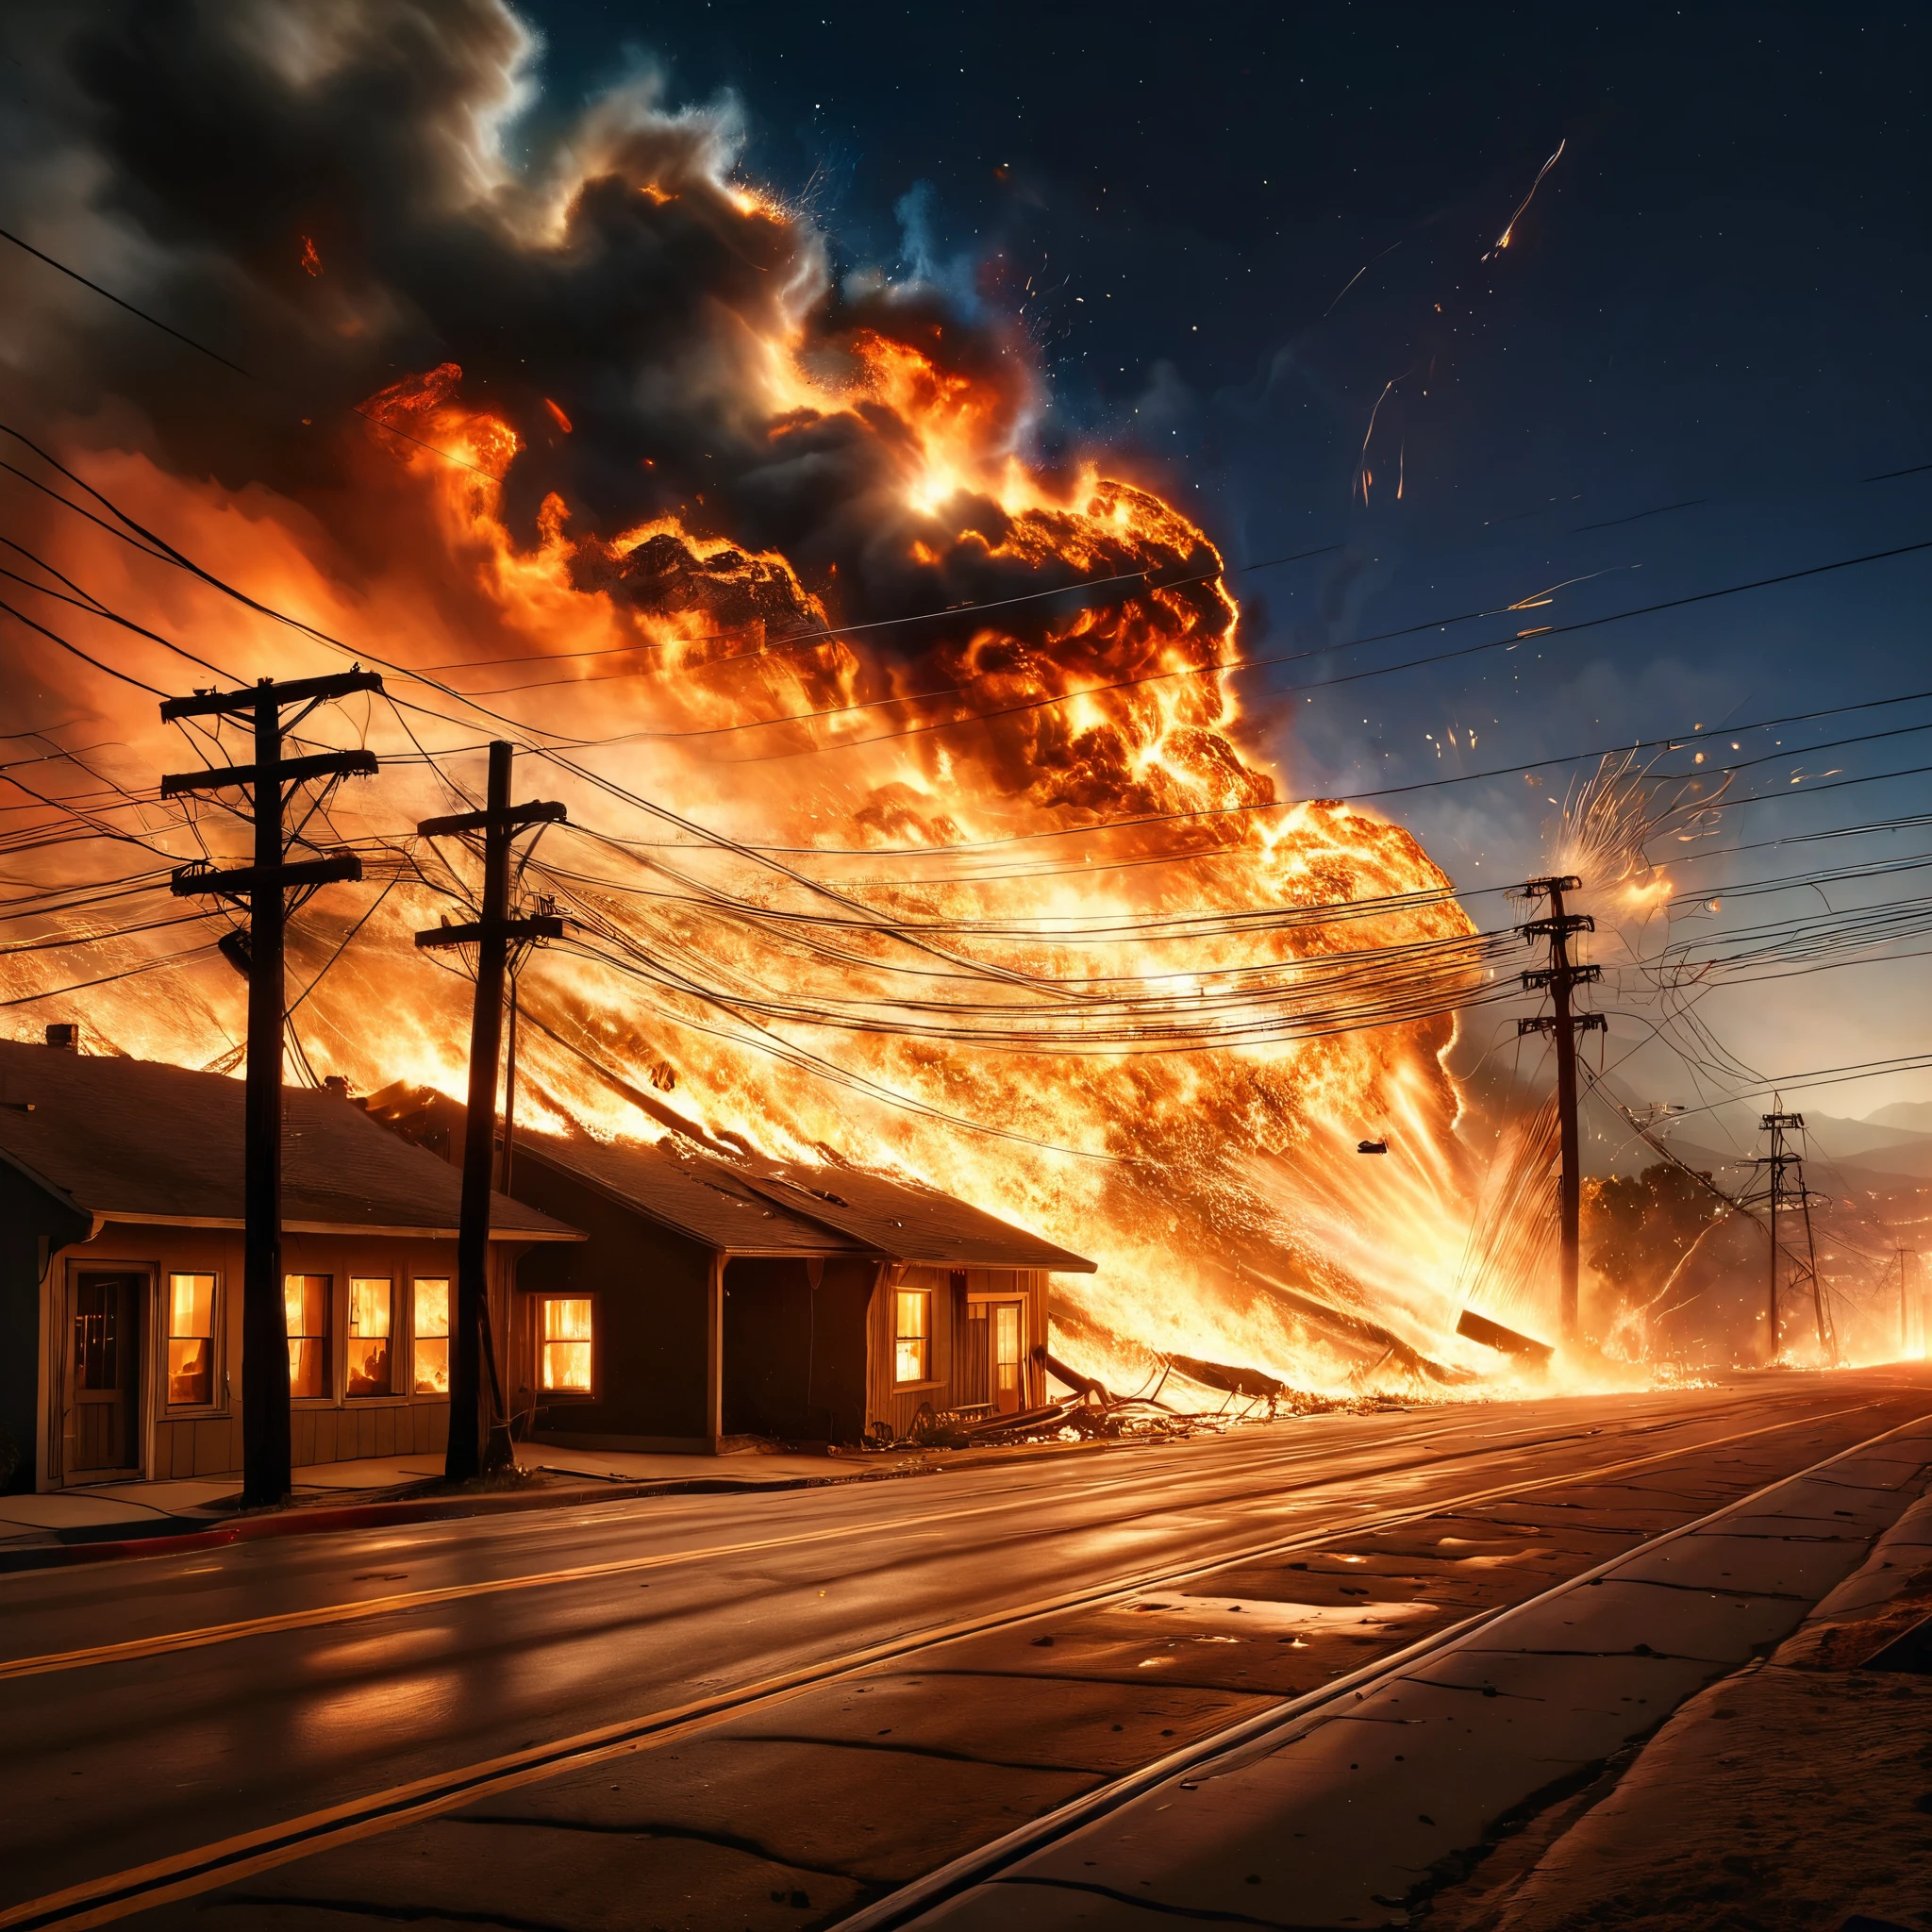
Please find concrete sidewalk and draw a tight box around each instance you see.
[882,1414,1932,1929]
[1436,1485,1932,1930]
[0,1425,1157,1559]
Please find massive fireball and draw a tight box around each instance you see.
[0,3,1507,1394]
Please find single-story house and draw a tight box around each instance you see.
[0,1030,579,1492]
[361,1085,1096,1451]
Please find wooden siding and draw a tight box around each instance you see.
[722,1255,875,1441]
[864,1266,1050,1440]
[508,1154,715,1445]
[31,1220,495,1490]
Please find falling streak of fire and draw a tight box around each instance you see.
[1355,377,1399,507]
[1484,137,1567,259]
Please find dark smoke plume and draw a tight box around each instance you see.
[3,0,1218,680]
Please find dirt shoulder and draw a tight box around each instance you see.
[1424,1493,1932,1932]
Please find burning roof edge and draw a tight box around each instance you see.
[358,1080,1094,1272]
[739,1168,1097,1273]
[510,1128,874,1258]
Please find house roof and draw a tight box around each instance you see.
[0,1039,579,1241]
[741,1164,1097,1273]
[358,1081,1095,1272]
[512,1129,875,1257]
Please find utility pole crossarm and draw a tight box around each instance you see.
[1523,962,1602,991]
[170,853,363,900]
[1755,1104,1834,1365]
[1516,873,1602,1345]
[152,670,382,1510]
[416,914,565,949]
[418,800,567,838]
[159,668,384,721]
[160,749,378,796]
[416,742,569,1485]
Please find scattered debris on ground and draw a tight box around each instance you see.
[866,1349,1421,1451]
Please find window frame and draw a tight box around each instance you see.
[282,1273,334,1405]
[892,1286,935,1389]
[991,1298,1025,1407]
[410,1275,452,1400]
[532,1291,599,1402]
[344,1275,399,1401]
[163,1270,223,1414]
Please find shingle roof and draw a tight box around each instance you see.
[357,1079,1095,1273]
[0,1040,578,1240]
[511,1129,874,1257]
[741,1163,1097,1272]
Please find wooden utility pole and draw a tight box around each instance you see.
[1746,1105,1832,1364]
[160,670,383,1507]
[416,741,564,1482]
[1517,874,1605,1345]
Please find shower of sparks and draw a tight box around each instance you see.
[1484,137,1566,259]
[1355,376,1400,504]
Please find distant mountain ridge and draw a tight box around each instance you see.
[1453,1055,1932,1182]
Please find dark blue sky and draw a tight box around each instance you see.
[517,1,1931,1123]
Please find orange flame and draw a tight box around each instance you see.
[9,181,1547,1402]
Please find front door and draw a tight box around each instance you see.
[70,1272,143,1476]
[991,1300,1025,1413]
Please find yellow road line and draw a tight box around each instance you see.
[0,1398,1884,1932]
[0,1400,1693,1684]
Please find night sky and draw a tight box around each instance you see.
[518,1,1932,1134]
[3,3,1928,1162]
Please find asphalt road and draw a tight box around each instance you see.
[4,1368,1929,1931]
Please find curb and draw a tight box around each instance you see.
[0,1463,916,1574]
[0,1424,1181,1574]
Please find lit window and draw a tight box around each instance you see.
[539,1297,593,1392]
[167,1274,215,1406]
[894,1289,930,1384]
[995,1302,1024,1405]
[284,1274,330,1399]
[413,1278,450,1395]
[346,1278,391,1397]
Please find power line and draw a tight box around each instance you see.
[0,939,225,1008]
[494,538,1932,752]
[0,224,251,375]
[631,691,1932,862]
[0,591,169,696]
[0,225,503,480]
[423,545,1341,675]
[9,420,1931,877]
